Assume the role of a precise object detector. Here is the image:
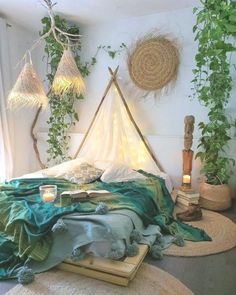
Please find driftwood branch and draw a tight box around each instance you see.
[108,67,164,172]
[16,0,82,68]
[41,0,81,48]
[21,0,83,169]
[30,106,46,169]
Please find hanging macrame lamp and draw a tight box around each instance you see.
[8,62,48,109]
[52,48,85,96]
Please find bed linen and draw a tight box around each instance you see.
[27,209,161,273]
[0,172,210,279]
[19,160,173,193]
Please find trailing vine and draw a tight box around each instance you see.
[40,16,127,164]
[40,16,97,164]
[98,43,127,59]
[192,0,236,185]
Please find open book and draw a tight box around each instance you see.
[60,189,112,201]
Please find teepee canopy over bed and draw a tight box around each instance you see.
[74,67,163,174]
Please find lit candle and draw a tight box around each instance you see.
[183,175,191,184]
[42,192,55,203]
[39,185,57,203]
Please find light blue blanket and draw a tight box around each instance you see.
[27,209,166,273]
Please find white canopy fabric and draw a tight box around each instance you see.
[18,69,173,192]
[75,68,162,175]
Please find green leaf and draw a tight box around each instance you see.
[229,10,236,21]
[191,0,235,184]
[108,51,116,59]
[74,113,79,121]
[193,7,198,14]
[224,23,236,33]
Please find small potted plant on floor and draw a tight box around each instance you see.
[192,0,236,210]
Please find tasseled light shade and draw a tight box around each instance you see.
[52,48,85,96]
[8,63,48,109]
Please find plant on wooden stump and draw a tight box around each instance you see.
[192,0,236,186]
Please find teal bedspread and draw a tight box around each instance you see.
[0,173,210,279]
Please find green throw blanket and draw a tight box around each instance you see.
[0,173,210,279]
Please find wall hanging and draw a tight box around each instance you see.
[127,32,180,98]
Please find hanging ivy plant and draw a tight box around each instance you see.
[40,16,97,164]
[98,43,127,59]
[40,16,127,165]
[192,0,236,185]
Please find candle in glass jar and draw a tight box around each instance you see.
[43,192,55,202]
[183,175,191,184]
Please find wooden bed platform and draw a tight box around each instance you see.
[58,244,148,286]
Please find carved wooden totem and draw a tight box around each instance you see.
[183,115,195,178]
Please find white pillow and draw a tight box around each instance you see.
[101,163,146,183]
[94,160,113,171]
[42,160,103,184]
[14,158,88,180]
[62,162,103,184]
[42,158,89,178]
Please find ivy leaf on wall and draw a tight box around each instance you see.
[224,23,236,33]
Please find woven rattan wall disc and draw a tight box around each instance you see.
[128,37,179,91]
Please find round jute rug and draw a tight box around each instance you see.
[164,209,236,257]
[6,263,194,295]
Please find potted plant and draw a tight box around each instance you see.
[192,0,236,210]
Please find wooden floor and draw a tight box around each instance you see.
[0,208,236,295]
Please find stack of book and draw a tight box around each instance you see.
[176,189,200,209]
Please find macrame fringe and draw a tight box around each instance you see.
[95,202,109,214]
[126,242,139,257]
[52,219,68,233]
[17,266,35,285]
[173,234,185,247]
[150,244,163,260]
[130,229,143,243]
[108,242,125,260]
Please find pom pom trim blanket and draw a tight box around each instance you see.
[0,172,210,279]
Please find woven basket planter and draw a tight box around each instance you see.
[199,182,231,211]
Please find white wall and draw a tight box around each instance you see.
[5,7,236,196]
[72,7,236,194]
[6,21,46,177]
